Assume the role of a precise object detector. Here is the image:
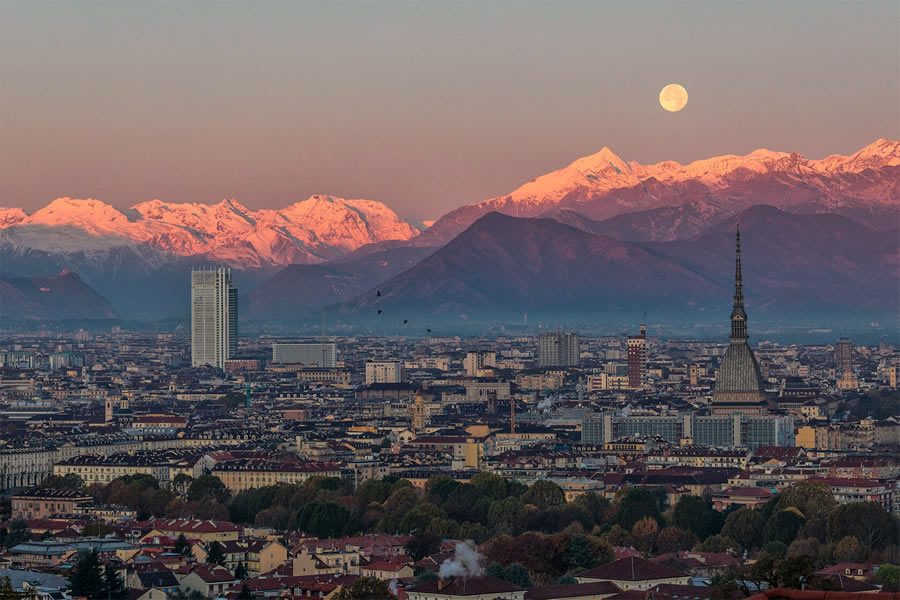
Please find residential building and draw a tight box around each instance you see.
[365,360,404,384]
[538,332,580,368]
[272,342,337,367]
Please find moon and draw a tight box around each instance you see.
[659,83,688,112]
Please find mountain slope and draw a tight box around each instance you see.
[342,213,730,318]
[2,195,419,268]
[0,270,118,320]
[416,139,899,245]
[248,246,436,319]
[340,207,898,321]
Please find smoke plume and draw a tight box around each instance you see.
[438,541,483,578]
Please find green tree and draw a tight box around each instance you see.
[657,526,698,554]
[565,535,596,570]
[501,563,533,588]
[398,503,445,534]
[171,474,194,499]
[174,533,190,556]
[762,541,788,559]
[875,564,900,592]
[295,501,356,538]
[672,495,711,539]
[405,532,441,561]
[827,502,896,549]
[234,562,248,580]
[471,472,508,500]
[237,585,253,600]
[521,480,565,511]
[187,475,230,504]
[763,509,806,546]
[207,541,226,566]
[616,487,663,531]
[776,482,836,521]
[41,473,85,490]
[694,534,736,553]
[334,577,395,600]
[3,519,30,548]
[554,575,577,585]
[70,550,106,600]
[721,507,764,551]
[104,564,126,600]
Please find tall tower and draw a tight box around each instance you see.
[411,390,426,433]
[712,228,768,415]
[191,267,238,368]
[537,332,580,368]
[627,323,647,389]
[835,338,853,376]
[105,398,114,423]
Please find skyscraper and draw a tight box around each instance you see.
[191,267,238,368]
[835,338,853,375]
[538,332,580,368]
[627,323,647,389]
[712,228,768,416]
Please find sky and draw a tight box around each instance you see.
[1,1,898,221]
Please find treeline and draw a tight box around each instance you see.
[36,473,899,587]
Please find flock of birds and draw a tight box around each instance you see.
[375,288,432,333]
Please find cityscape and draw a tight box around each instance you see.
[1,2,899,600]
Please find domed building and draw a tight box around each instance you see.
[712,228,769,416]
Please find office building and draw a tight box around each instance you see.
[191,268,237,369]
[627,323,648,388]
[537,332,580,368]
[272,342,336,367]
[365,360,404,385]
[582,412,793,450]
[712,228,768,415]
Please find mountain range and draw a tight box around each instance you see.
[1,139,897,325]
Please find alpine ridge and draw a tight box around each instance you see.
[414,139,900,245]
[1,195,419,268]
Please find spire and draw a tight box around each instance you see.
[730,226,748,340]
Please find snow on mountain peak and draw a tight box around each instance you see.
[3,195,419,267]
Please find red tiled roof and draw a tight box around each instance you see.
[579,556,688,582]
[408,575,524,596]
[526,581,621,600]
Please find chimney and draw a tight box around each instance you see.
[437,577,451,591]
[510,397,516,435]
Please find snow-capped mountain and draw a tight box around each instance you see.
[1,195,419,268]
[416,139,900,244]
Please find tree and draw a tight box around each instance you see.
[104,564,126,600]
[3,519,29,548]
[602,524,634,548]
[207,541,226,566]
[70,550,105,599]
[471,472,508,500]
[174,533,190,556]
[616,487,663,531]
[875,564,900,592]
[522,480,565,511]
[171,474,194,499]
[672,495,711,539]
[234,562,248,580]
[827,502,896,550]
[763,509,806,546]
[721,507,764,551]
[554,575,577,585]
[295,502,356,538]
[632,516,659,555]
[237,585,253,600]
[187,475,230,504]
[776,482,836,521]
[657,526,698,554]
[501,563,533,588]
[833,536,868,563]
[41,473,85,490]
[565,535,596,570]
[694,535,736,553]
[334,577,395,600]
[762,541,788,559]
[405,532,441,561]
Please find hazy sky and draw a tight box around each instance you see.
[2,1,898,221]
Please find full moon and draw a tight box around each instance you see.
[659,83,688,112]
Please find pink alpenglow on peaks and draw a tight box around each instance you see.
[1,195,420,268]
